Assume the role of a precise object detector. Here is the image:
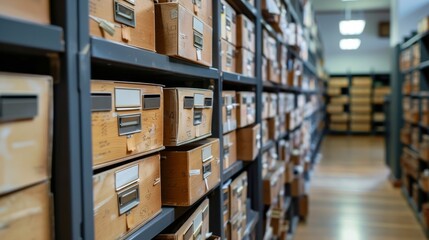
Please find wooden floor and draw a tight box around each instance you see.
[295,136,426,240]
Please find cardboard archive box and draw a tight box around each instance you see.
[268,93,278,118]
[328,77,348,88]
[330,123,348,131]
[154,199,209,240]
[350,88,371,96]
[0,181,52,239]
[93,154,161,239]
[0,0,50,24]
[327,87,341,96]
[262,119,269,144]
[327,104,344,113]
[263,30,277,61]
[236,14,256,53]
[352,77,372,87]
[229,213,246,240]
[160,138,220,206]
[236,91,256,128]
[222,183,230,224]
[278,140,290,162]
[351,114,371,122]
[158,0,212,27]
[222,91,238,133]
[0,72,52,195]
[262,57,268,81]
[89,0,155,51]
[268,59,281,84]
[263,163,285,205]
[91,80,164,168]
[350,123,371,132]
[262,92,270,119]
[229,171,248,219]
[330,113,349,123]
[330,95,349,104]
[268,117,280,140]
[164,88,213,146]
[373,113,385,122]
[237,124,261,161]
[223,131,237,170]
[221,0,237,45]
[221,39,237,73]
[350,97,371,105]
[350,104,371,113]
[155,3,212,66]
[236,47,256,77]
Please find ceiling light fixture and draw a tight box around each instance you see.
[339,20,366,35]
[339,38,361,50]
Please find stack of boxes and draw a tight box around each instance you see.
[372,86,391,128]
[221,0,256,77]
[350,77,372,132]
[327,77,349,131]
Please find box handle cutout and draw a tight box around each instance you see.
[143,94,161,110]
[118,114,142,135]
[117,183,139,215]
[193,109,203,126]
[91,92,112,112]
[114,1,136,27]
[0,95,38,122]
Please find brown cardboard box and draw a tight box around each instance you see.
[236,91,256,128]
[154,199,209,240]
[236,124,261,161]
[221,0,237,45]
[330,95,349,104]
[164,88,213,146]
[223,131,237,170]
[330,113,349,123]
[0,0,50,24]
[158,0,212,27]
[327,104,344,113]
[0,182,51,239]
[263,30,277,61]
[262,119,269,144]
[229,213,246,240]
[0,73,52,195]
[351,114,371,122]
[156,3,212,66]
[299,195,309,218]
[221,39,237,73]
[278,113,287,134]
[93,154,161,239]
[284,162,294,184]
[236,47,256,77]
[222,183,230,224]
[91,80,164,168]
[351,97,371,104]
[160,138,220,206]
[262,92,270,119]
[268,60,281,84]
[270,209,284,237]
[327,87,341,96]
[350,88,371,96]
[268,117,280,140]
[237,14,255,52]
[222,91,238,133]
[373,113,385,122]
[328,77,349,88]
[229,171,248,219]
[279,140,290,162]
[350,104,371,113]
[90,0,155,51]
[263,163,285,205]
[330,123,348,131]
[291,175,304,197]
[352,77,372,87]
[350,123,371,132]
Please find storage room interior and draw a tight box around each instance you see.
[1,0,429,239]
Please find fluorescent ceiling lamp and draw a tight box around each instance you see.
[339,20,366,35]
[339,38,361,50]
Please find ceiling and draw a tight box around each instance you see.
[310,0,391,12]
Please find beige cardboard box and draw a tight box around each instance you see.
[330,95,349,104]
[351,114,371,122]
[328,77,348,87]
[154,199,209,240]
[156,3,212,66]
[222,183,230,224]
[229,171,248,219]
[236,91,256,128]
[0,73,52,195]
[284,161,294,184]
[223,131,237,170]
[262,57,268,82]
[222,91,238,133]
[268,117,280,140]
[0,0,50,24]
[373,113,385,122]
[330,113,349,123]
[264,163,285,205]
[327,87,341,96]
[269,93,278,118]
[352,77,372,87]
[373,86,391,96]
[221,39,237,73]
[350,88,372,96]
[350,104,371,113]
[262,92,270,119]
[327,104,344,113]
[90,0,155,51]
[268,60,281,84]
[93,154,161,239]
[350,123,371,132]
[221,0,236,45]
[158,0,212,27]
[236,14,255,52]
[0,181,52,239]
[164,88,213,146]
[262,119,269,144]
[160,138,220,206]
[351,97,371,105]
[91,80,164,168]
[229,213,246,240]
[291,175,304,197]
[236,47,255,77]
[263,30,277,61]
[330,123,348,131]
[237,124,261,161]
[278,140,290,162]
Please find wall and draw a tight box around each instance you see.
[316,11,391,74]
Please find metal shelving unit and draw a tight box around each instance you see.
[0,0,324,239]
